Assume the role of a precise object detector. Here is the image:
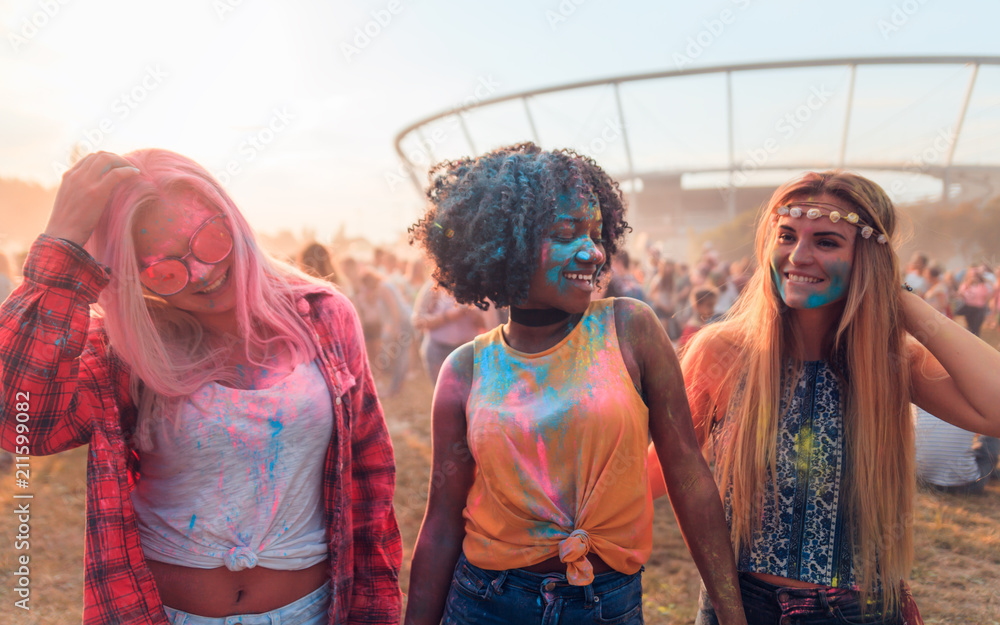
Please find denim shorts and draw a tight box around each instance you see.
[162,582,331,625]
[442,553,644,625]
[695,573,903,625]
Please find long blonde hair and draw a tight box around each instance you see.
[684,171,914,613]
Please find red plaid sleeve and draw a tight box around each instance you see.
[322,294,403,624]
[0,235,117,454]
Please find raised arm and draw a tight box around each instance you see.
[0,153,139,454]
[903,289,1000,436]
[616,299,746,625]
[403,343,476,625]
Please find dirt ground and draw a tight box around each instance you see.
[2,328,999,624]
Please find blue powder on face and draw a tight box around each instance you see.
[544,260,567,295]
[771,259,850,309]
[771,264,786,302]
[803,261,850,309]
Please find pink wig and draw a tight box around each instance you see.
[86,148,331,449]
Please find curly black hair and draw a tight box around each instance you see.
[408,142,630,309]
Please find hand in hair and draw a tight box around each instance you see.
[45,151,140,246]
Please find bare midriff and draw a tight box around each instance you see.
[147,559,329,617]
[749,571,827,589]
[521,553,614,575]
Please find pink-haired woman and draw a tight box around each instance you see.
[0,150,402,625]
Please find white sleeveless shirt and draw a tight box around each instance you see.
[131,360,333,571]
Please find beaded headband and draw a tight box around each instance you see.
[773,201,888,244]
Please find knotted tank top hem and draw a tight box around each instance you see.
[462,298,652,585]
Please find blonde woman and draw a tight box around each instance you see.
[652,171,1000,625]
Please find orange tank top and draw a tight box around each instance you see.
[463,298,652,585]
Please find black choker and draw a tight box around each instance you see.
[510,306,571,327]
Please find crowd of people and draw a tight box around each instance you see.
[293,242,499,392]
[287,235,1000,501]
[1,146,999,625]
[902,252,1000,337]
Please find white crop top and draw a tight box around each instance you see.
[131,360,334,571]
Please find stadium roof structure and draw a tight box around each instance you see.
[394,56,1000,250]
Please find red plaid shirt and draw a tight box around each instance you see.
[0,236,402,624]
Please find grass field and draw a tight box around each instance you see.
[2,328,999,624]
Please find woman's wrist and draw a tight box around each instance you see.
[899,289,930,336]
[42,226,90,247]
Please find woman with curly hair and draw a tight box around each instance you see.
[403,143,746,625]
[652,171,1000,624]
[0,150,401,624]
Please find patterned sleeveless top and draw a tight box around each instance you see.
[724,360,857,588]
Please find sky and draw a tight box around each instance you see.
[2,0,999,246]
